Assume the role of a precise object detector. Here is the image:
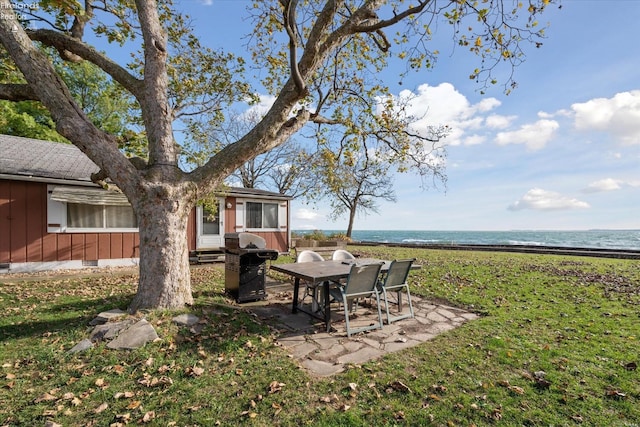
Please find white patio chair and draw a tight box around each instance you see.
[331,249,356,261]
[296,250,325,312]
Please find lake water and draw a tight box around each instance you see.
[294,230,640,251]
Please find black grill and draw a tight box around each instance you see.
[224,233,278,303]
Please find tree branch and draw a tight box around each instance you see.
[27,29,143,98]
[281,0,306,95]
[0,83,37,101]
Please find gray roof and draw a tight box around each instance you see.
[0,134,98,183]
[0,134,291,199]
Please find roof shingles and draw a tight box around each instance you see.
[0,134,98,182]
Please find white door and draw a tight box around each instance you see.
[196,200,224,249]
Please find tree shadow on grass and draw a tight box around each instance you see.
[0,293,134,341]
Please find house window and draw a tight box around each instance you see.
[48,185,138,233]
[67,203,137,229]
[246,201,278,229]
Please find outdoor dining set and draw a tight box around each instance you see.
[270,249,419,337]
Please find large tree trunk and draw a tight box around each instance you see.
[129,191,194,311]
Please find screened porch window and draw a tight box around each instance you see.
[67,203,137,229]
[47,185,138,233]
[246,201,278,229]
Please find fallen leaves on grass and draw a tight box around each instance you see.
[94,402,108,414]
[137,373,173,388]
[605,389,627,400]
[386,381,412,394]
[268,381,285,394]
[34,391,58,403]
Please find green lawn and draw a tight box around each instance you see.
[1,246,639,426]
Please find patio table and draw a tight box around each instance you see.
[271,259,417,332]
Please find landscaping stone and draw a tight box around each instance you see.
[89,308,128,325]
[67,338,94,354]
[106,319,159,350]
[172,313,200,326]
[89,319,136,342]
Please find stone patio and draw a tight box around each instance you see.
[244,280,479,376]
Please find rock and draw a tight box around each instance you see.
[89,319,136,342]
[107,319,159,350]
[172,313,200,327]
[89,308,128,326]
[68,338,94,354]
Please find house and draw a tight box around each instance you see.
[0,135,291,273]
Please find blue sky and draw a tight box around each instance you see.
[169,1,639,231]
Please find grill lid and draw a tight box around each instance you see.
[226,232,267,249]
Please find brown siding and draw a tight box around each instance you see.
[98,234,110,259]
[186,208,196,251]
[226,198,237,233]
[85,233,98,260]
[0,180,12,263]
[250,231,288,253]
[9,181,28,262]
[0,179,145,266]
[42,232,57,262]
[1,179,290,267]
[111,233,123,259]
[57,234,72,261]
[25,183,44,262]
[71,234,85,260]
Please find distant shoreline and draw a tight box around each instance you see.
[295,229,640,252]
[353,240,640,260]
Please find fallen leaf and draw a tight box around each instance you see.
[127,400,142,409]
[508,385,525,395]
[34,392,57,403]
[141,411,155,423]
[606,389,626,400]
[94,402,108,414]
[388,381,412,393]
[115,413,131,423]
[268,381,285,394]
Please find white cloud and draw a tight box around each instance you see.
[494,119,560,151]
[461,134,485,146]
[294,208,321,221]
[242,94,276,119]
[583,178,623,193]
[508,188,590,211]
[572,90,640,145]
[396,82,502,147]
[485,114,516,129]
[584,178,640,193]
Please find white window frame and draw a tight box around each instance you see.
[47,185,139,233]
[236,198,287,233]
